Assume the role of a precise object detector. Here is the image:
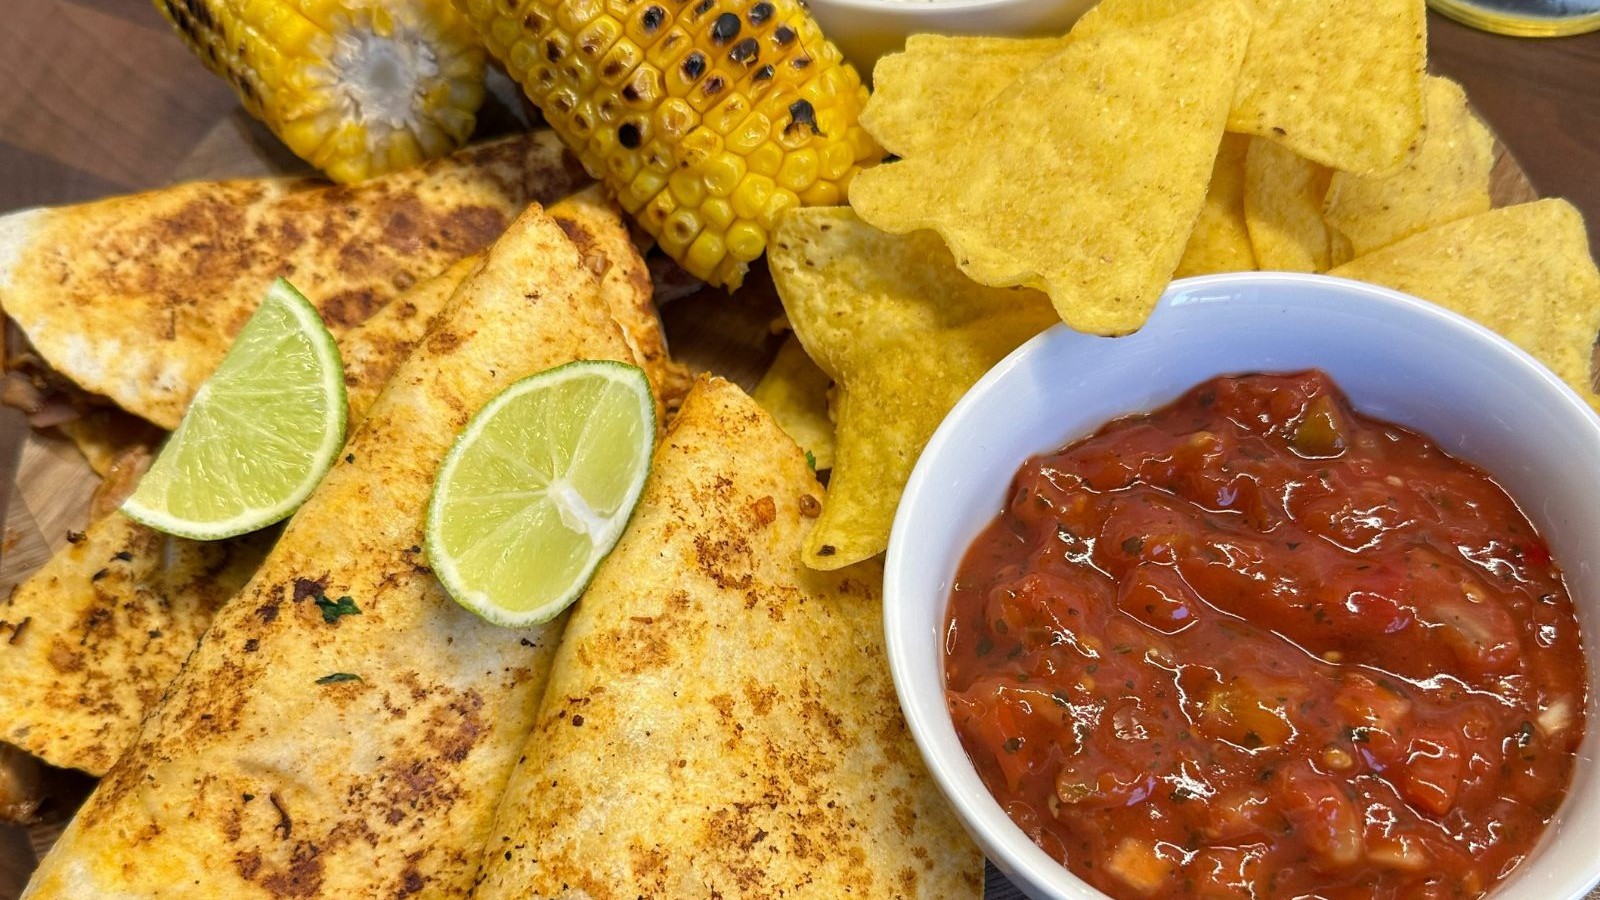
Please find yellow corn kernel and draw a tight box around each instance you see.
[745,142,782,177]
[156,0,486,182]
[669,169,707,208]
[660,207,705,257]
[456,0,881,286]
[702,153,746,197]
[725,220,765,262]
[798,180,838,207]
[758,187,798,231]
[701,197,735,232]
[731,172,775,220]
[685,231,728,277]
[776,147,819,193]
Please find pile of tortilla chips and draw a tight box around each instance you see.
[759,0,1600,570]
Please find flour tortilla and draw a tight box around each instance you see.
[472,376,983,900]
[0,190,677,782]
[0,131,587,430]
[21,203,641,899]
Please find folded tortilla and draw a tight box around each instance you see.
[23,202,639,898]
[472,376,983,900]
[0,191,679,780]
[0,130,588,430]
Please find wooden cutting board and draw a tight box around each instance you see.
[0,112,1551,898]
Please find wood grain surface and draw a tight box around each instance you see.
[1,2,1599,899]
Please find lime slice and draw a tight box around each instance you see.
[121,279,347,540]
[426,360,656,627]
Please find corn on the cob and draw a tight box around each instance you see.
[458,0,879,288]
[155,0,488,183]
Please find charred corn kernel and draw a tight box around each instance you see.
[156,0,487,183]
[456,0,879,287]
[656,98,699,141]
[660,208,704,257]
[641,187,678,233]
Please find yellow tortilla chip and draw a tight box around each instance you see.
[860,35,1070,159]
[1175,133,1256,278]
[1323,76,1494,258]
[849,0,1248,336]
[1234,0,1426,174]
[1244,137,1334,272]
[770,208,1057,569]
[752,334,836,470]
[1075,0,1425,174]
[1329,200,1600,410]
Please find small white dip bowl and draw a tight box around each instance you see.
[883,272,1600,900]
[807,0,1095,77]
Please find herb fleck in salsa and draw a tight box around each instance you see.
[945,371,1586,899]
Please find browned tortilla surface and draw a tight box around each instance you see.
[471,377,983,900]
[0,130,587,429]
[0,190,680,782]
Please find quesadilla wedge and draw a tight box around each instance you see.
[0,130,588,430]
[22,202,640,898]
[472,376,983,900]
[0,191,680,780]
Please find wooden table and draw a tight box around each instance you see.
[2,3,1599,899]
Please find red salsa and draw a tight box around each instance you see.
[945,371,1587,899]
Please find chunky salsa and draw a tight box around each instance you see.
[945,371,1587,899]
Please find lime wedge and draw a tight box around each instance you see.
[426,360,656,627]
[121,279,347,540]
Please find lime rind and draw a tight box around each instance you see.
[425,360,656,628]
[121,279,348,541]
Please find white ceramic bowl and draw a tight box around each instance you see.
[808,0,1095,77]
[884,272,1600,900]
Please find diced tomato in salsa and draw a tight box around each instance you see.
[945,371,1586,900]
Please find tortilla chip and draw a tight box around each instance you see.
[1329,200,1600,410]
[752,335,836,470]
[770,208,1057,569]
[860,35,1070,159]
[1323,76,1494,259]
[1232,0,1426,174]
[473,376,983,899]
[848,0,1249,335]
[1175,133,1257,278]
[1244,138,1334,272]
[0,131,588,430]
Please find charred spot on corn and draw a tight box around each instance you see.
[785,99,821,136]
[465,0,878,287]
[710,12,741,42]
